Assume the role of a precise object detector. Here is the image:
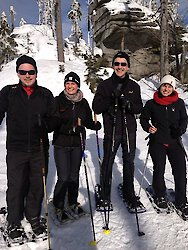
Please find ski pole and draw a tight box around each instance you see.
[94,114,111,232]
[121,103,145,237]
[38,114,52,250]
[178,137,188,161]
[138,136,150,197]
[94,114,102,167]
[78,118,97,246]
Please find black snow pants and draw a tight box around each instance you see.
[149,141,187,206]
[53,145,82,209]
[6,149,49,225]
[100,133,136,202]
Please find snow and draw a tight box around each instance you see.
[0,24,188,250]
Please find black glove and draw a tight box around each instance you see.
[75,125,84,134]
[112,83,123,98]
[119,95,132,111]
[94,121,102,131]
[170,126,183,139]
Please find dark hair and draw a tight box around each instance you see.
[112,51,130,67]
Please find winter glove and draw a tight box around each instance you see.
[94,121,102,131]
[119,95,132,111]
[75,125,85,134]
[112,83,123,99]
[170,126,183,139]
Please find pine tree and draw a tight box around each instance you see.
[37,0,56,37]
[68,0,83,50]
[0,11,17,70]
[10,6,15,32]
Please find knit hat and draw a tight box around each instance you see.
[64,72,80,88]
[16,55,38,73]
[160,75,177,90]
[112,51,130,67]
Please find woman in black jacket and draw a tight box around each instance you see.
[140,75,188,216]
[52,72,101,222]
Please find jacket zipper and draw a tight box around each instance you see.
[27,95,31,152]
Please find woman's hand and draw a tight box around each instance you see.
[149,126,157,134]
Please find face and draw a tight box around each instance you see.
[65,81,78,95]
[160,83,173,96]
[113,57,129,78]
[17,63,37,87]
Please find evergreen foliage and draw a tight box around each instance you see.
[84,54,109,93]
[68,0,83,48]
[0,12,17,70]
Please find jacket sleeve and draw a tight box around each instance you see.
[0,85,11,125]
[92,82,112,114]
[82,99,97,130]
[43,91,60,132]
[178,99,188,134]
[140,101,152,133]
[129,84,143,115]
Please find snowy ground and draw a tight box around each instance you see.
[0,24,188,250]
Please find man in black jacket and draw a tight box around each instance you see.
[92,51,144,212]
[0,55,56,241]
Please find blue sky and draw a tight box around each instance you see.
[0,0,187,40]
[0,0,88,39]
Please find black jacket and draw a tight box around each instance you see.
[140,97,188,144]
[92,73,143,136]
[53,91,96,147]
[0,82,56,151]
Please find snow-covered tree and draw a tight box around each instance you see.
[10,6,16,32]
[0,12,17,69]
[68,0,83,49]
[37,0,56,36]
[19,18,27,26]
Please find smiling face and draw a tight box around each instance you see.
[65,81,78,95]
[160,83,174,96]
[112,57,129,78]
[17,63,37,87]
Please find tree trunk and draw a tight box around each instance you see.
[160,0,169,79]
[55,0,65,64]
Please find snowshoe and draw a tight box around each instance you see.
[2,222,27,247]
[68,202,88,218]
[94,184,113,212]
[118,183,146,213]
[167,189,188,220]
[146,185,173,214]
[29,217,48,241]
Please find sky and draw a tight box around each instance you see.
[0,23,188,250]
[0,0,187,41]
[0,0,89,39]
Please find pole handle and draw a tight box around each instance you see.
[78,117,81,126]
[94,114,97,124]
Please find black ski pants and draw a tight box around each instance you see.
[101,133,136,202]
[6,149,49,225]
[53,145,82,209]
[149,141,187,206]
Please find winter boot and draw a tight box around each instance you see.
[69,203,86,218]
[7,223,24,240]
[154,197,168,209]
[176,202,188,219]
[30,217,46,237]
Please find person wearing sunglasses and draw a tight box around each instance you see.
[0,55,56,242]
[92,51,144,212]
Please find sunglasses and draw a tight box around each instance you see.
[18,70,36,75]
[114,62,127,67]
